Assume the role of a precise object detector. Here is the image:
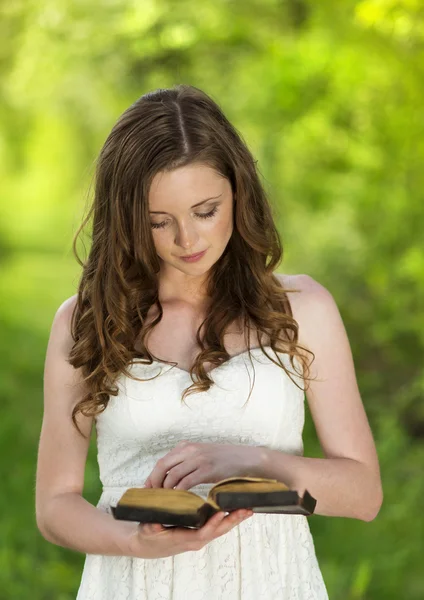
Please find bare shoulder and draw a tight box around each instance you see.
[50,294,79,356]
[279,273,341,328]
[274,273,329,354]
[44,291,92,432]
[276,272,326,297]
[276,272,333,310]
[56,293,78,322]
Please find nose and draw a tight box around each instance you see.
[174,220,200,250]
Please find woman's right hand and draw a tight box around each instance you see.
[126,509,254,559]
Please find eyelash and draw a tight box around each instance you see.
[150,206,219,230]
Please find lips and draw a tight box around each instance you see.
[180,250,205,258]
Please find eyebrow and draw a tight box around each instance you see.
[149,194,222,214]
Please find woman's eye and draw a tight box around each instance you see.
[150,206,218,229]
[196,206,219,220]
[150,220,168,230]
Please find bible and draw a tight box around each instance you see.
[111,476,317,529]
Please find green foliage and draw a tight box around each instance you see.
[1,0,423,597]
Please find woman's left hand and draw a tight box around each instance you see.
[143,441,267,490]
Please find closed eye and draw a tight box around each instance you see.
[150,206,219,229]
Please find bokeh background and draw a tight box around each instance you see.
[1,1,423,598]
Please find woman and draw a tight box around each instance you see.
[35,84,383,599]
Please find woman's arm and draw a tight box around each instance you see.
[39,491,137,556]
[36,296,138,556]
[265,274,383,521]
[259,451,381,521]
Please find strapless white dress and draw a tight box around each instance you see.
[76,347,329,599]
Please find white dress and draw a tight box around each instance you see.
[76,347,329,599]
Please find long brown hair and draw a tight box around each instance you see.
[69,84,315,437]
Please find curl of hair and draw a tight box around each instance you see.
[69,84,316,438]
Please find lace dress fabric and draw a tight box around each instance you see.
[76,347,329,599]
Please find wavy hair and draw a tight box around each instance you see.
[69,84,315,437]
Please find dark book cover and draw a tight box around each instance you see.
[110,476,317,529]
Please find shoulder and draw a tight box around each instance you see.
[54,294,78,329]
[274,273,339,359]
[48,294,78,354]
[275,272,327,297]
[274,272,332,320]
[56,293,78,316]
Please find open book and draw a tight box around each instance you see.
[111,476,317,529]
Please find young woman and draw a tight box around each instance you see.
[36,84,383,599]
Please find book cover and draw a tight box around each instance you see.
[111,476,317,529]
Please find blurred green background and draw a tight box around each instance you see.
[1,0,423,598]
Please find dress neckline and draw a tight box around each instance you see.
[136,345,283,376]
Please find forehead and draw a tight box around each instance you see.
[148,164,228,207]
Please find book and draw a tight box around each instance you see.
[110,476,317,529]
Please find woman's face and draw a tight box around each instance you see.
[148,163,234,278]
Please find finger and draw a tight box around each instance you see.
[213,510,253,534]
[149,453,185,488]
[166,464,198,490]
[197,511,228,536]
[140,522,166,536]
